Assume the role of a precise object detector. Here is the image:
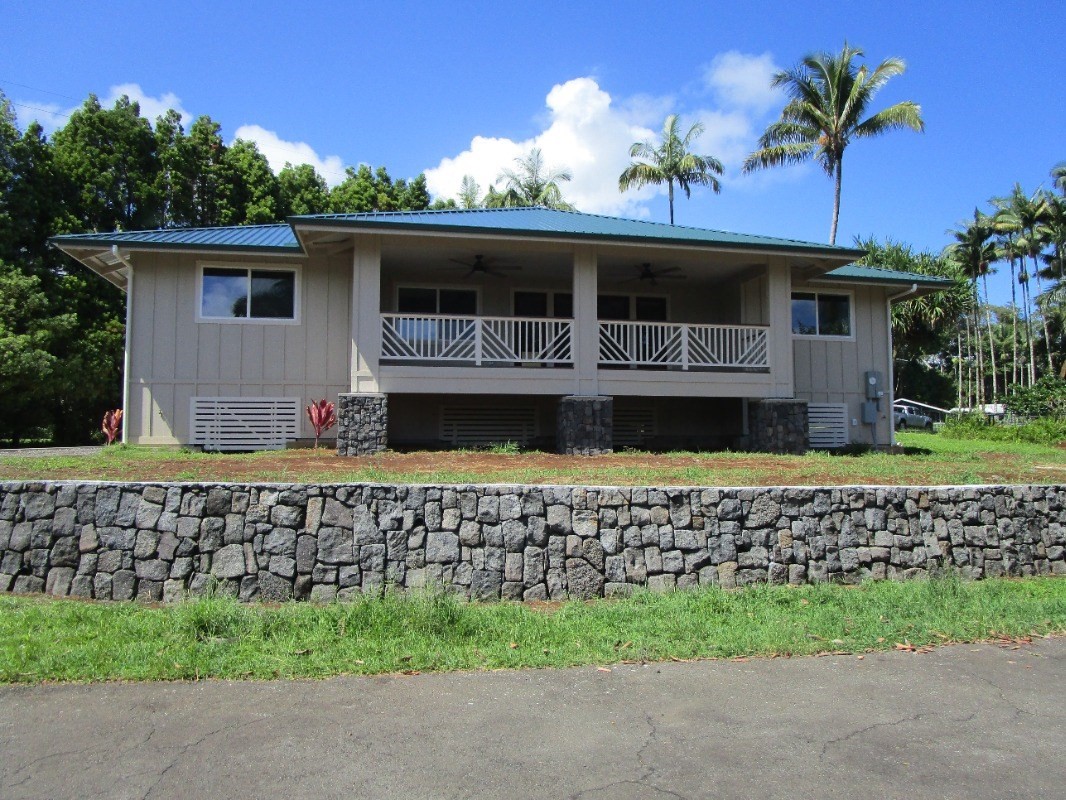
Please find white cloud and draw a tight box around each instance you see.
[425,77,660,216]
[424,72,787,215]
[15,83,191,133]
[703,51,782,114]
[232,124,346,186]
[691,109,755,171]
[104,83,189,124]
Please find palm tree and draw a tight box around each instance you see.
[992,201,1026,387]
[1005,185,1054,373]
[491,148,574,210]
[743,43,924,245]
[618,114,723,225]
[1042,193,1066,280]
[946,209,999,399]
[1052,162,1066,196]
[458,175,481,209]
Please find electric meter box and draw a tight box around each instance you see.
[864,371,884,400]
[861,401,879,424]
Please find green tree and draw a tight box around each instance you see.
[0,265,75,444]
[618,115,721,225]
[183,115,230,226]
[222,138,280,224]
[743,44,924,244]
[0,94,19,258]
[154,109,194,227]
[458,174,481,209]
[37,94,139,442]
[329,164,432,212]
[51,94,162,232]
[278,163,330,216]
[492,148,575,210]
[397,173,431,210]
[2,101,67,276]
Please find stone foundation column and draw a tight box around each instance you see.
[336,393,388,456]
[748,399,808,455]
[557,395,612,455]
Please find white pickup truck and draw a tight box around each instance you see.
[893,404,933,430]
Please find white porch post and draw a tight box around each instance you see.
[350,236,382,393]
[572,245,599,395]
[766,256,794,397]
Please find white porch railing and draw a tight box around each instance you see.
[381,314,574,366]
[598,321,769,370]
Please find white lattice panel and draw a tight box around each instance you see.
[191,397,300,451]
[807,403,849,449]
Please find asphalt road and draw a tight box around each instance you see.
[1,638,1062,799]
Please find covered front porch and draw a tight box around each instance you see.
[322,231,797,397]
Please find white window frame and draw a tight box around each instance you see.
[196,262,302,325]
[394,284,482,315]
[790,289,855,341]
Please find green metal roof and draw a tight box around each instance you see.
[293,207,867,258]
[817,264,955,287]
[50,223,301,252]
[50,208,869,260]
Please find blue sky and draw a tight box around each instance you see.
[5,1,1064,303]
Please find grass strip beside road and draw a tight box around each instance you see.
[1,577,1063,683]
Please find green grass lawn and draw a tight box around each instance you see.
[2,577,1062,683]
[0,431,1065,486]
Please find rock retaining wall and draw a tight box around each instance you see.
[1,481,1064,603]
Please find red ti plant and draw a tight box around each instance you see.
[306,399,337,448]
[101,409,123,445]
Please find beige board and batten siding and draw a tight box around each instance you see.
[791,282,892,445]
[126,251,351,445]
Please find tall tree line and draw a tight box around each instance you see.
[944,169,1066,410]
[0,91,433,444]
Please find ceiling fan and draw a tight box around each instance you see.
[445,254,523,278]
[619,262,686,285]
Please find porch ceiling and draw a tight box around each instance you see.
[369,235,777,287]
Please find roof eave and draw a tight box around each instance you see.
[49,237,305,291]
[809,274,952,299]
[289,216,866,261]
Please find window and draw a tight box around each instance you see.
[200,266,297,322]
[513,291,572,318]
[791,291,851,337]
[597,294,668,321]
[397,287,477,315]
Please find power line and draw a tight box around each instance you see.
[7,100,70,121]
[0,79,80,102]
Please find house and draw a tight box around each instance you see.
[50,207,951,455]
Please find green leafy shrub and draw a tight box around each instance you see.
[941,412,1066,444]
[1002,376,1066,417]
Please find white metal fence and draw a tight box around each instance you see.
[381,314,574,366]
[598,321,769,370]
[381,315,770,371]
